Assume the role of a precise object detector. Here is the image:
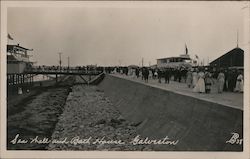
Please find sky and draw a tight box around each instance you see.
[7,1,249,67]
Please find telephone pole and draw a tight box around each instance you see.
[67,56,70,69]
[236,30,239,48]
[58,52,62,72]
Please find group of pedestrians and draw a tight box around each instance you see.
[135,66,244,94]
[187,68,244,94]
[189,68,213,93]
[114,66,244,94]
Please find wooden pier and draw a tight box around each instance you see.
[7,67,104,86]
[7,73,34,86]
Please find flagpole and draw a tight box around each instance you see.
[185,43,188,55]
[237,30,239,48]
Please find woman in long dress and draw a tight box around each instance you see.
[205,72,213,93]
[192,70,198,88]
[235,72,243,92]
[217,71,225,93]
[186,70,193,88]
[193,70,205,93]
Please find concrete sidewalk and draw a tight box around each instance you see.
[112,74,243,110]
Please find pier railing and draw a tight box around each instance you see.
[7,66,104,86]
[23,66,103,75]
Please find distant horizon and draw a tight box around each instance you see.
[7,39,245,67]
[6,1,249,67]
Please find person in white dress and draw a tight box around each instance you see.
[149,69,153,79]
[192,69,198,88]
[193,69,205,93]
[235,71,243,93]
[217,71,225,93]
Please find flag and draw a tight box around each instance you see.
[185,44,188,55]
[8,33,14,40]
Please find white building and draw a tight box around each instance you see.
[7,44,33,74]
[157,53,194,68]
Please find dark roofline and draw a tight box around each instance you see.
[210,47,244,64]
[7,44,33,51]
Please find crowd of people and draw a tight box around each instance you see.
[27,65,105,73]
[28,64,244,94]
[114,66,244,94]
[188,67,243,93]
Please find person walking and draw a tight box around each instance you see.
[181,68,188,83]
[227,69,235,92]
[157,69,162,83]
[144,68,149,83]
[193,68,205,93]
[205,71,213,93]
[152,69,155,79]
[186,69,192,88]
[217,70,225,93]
[141,67,144,80]
[234,71,244,93]
[177,69,182,83]
[192,69,198,88]
[149,69,153,79]
[154,69,158,80]
[164,68,170,84]
[135,68,140,78]
[223,69,229,91]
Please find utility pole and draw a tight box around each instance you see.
[236,30,239,48]
[142,58,144,67]
[67,56,70,69]
[118,59,121,67]
[58,52,62,72]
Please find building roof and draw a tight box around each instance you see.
[7,44,33,51]
[210,47,244,68]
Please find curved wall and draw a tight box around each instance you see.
[99,75,243,151]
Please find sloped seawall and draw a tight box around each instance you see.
[98,74,243,151]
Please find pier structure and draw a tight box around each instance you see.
[7,44,103,92]
[7,73,34,86]
[24,67,103,83]
[7,65,104,87]
[7,44,35,89]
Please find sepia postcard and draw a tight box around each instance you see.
[0,1,250,159]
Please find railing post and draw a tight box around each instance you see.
[12,74,14,85]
